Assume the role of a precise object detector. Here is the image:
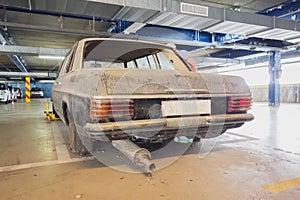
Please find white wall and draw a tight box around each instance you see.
[220,62,300,86]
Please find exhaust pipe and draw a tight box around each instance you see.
[112,139,156,173]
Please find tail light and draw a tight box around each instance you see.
[227,96,252,113]
[90,99,134,120]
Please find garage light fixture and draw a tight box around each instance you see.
[39,55,65,60]
[38,80,56,83]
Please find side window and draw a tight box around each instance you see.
[59,52,72,76]
[147,55,157,69]
[65,43,78,73]
[136,57,150,69]
[59,43,78,76]
[126,61,136,68]
[156,52,174,70]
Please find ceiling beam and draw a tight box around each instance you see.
[0,21,114,37]
[0,71,49,78]
[0,45,69,56]
[245,51,300,66]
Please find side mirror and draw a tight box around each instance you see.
[48,71,58,79]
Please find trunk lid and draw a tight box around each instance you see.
[98,69,249,96]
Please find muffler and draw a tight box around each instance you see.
[112,139,156,173]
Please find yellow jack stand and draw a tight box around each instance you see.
[44,100,60,121]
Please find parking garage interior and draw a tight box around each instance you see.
[0,0,300,199]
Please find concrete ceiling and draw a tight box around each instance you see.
[0,0,295,75]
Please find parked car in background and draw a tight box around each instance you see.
[0,83,12,104]
[14,87,23,99]
[52,38,254,171]
[8,86,17,102]
[30,87,44,98]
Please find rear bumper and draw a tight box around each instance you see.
[84,113,254,136]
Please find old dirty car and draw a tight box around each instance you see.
[52,38,254,154]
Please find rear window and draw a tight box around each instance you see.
[31,88,42,91]
[82,40,188,71]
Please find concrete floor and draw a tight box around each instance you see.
[0,100,300,200]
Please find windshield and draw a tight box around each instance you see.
[83,40,189,71]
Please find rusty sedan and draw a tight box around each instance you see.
[52,38,254,172]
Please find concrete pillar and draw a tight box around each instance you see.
[268,51,281,106]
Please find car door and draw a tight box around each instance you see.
[52,43,78,116]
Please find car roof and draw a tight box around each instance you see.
[80,38,173,50]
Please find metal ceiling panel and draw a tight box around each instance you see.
[204,21,268,36]
[5,10,112,44]
[204,9,273,35]
[0,0,29,8]
[148,13,220,30]
[10,30,80,48]
[113,7,159,22]
[251,29,300,40]
[183,0,287,13]
[82,2,122,18]
[30,0,161,19]
[87,0,124,6]
[87,0,161,10]
[29,0,123,19]
[125,0,161,11]
[287,37,300,43]
[6,10,111,31]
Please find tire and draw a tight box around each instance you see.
[67,110,90,156]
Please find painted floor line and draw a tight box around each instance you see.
[0,157,94,173]
[262,177,300,193]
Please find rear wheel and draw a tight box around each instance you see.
[67,110,90,156]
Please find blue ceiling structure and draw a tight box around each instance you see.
[0,0,300,70]
[0,0,298,106]
[258,0,300,21]
[207,0,300,59]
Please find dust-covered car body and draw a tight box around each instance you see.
[52,38,254,153]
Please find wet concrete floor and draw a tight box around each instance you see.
[0,100,299,199]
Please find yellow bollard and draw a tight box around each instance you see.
[25,77,30,103]
[45,100,49,114]
[44,100,60,121]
